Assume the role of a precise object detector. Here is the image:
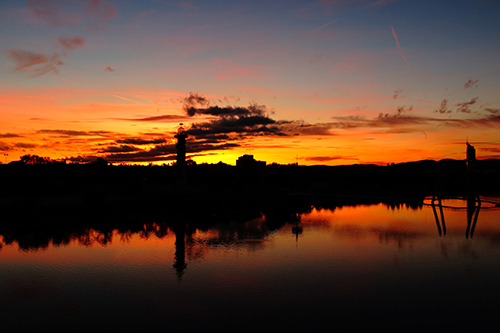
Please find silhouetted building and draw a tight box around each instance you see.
[92,157,108,166]
[466,142,475,172]
[236,155,266,168]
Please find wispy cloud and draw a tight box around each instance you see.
[367,0,399,8]
[113,115,188,122]
[305,156,357,162]
[27,0,117,31]
[116,138,167,145]
[332,107,500,132]
[391,26,408,65]
[373,94,441,105]
[37,129,113,137]
[5,36,85,77]
[0,133,22,138]
[435,99,451,114]
[209,59,262,81]
[456,97,479,113]
[464,79,479,89]
[308,20,337,35]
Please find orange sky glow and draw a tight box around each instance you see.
[1,0,499,165]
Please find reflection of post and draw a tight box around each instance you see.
[466,196,481,239]
[431,203,442,236]
[431,198,446,237]
[173,223,187,281]
[291,214,303,243]
[439,198,446,236]
[471,197,481,238]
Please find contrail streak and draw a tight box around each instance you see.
[114,94,171,112]
[309,20,337,34]
[114,95,144,105]
[391,26,408,65]
[52,75,79,84]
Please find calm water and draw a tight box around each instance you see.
[1,199,500,331]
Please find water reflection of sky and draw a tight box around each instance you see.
[1,202,500,331]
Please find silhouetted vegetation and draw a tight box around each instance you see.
[1,157,499,224]
[20,154,52,165]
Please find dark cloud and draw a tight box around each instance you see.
[100,145,142,153]
[182,93,335,140]
[14,1,114,76]
[113,115,188,122]
[305,156,353,162]
[183,92,266,118]
[5,49,63,76]
[0,142,11,151]
[464,79,479,89]
[456,97,479,113]
[183,92,209,111]
[432,97,478,114]
[0,133,22,138]
[14,143,38,149]
[481,147,500,153]
[182,93,289,139]
[468,114,500,127]
[116,138,167,145]
[37,129,113,137]
[393,89,402,99]
[102,142,239,162]
[191,133,230,141]
[485,108,500,114]
[331,108,500,133]
[434,99,451,114]
[186,105,265,117]
[378,105,412,118]
[330,106,427,133]
[6,35,85,77]
[287,122,336,136]
[186,116,284,137]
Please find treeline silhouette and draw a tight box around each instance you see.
[2,157,500,200]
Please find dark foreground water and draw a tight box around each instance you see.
[1,198,500,332]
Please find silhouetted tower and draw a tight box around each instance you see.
[175,124,188,187]
[466,141,476,172]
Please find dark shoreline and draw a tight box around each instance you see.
[1,158,499,221]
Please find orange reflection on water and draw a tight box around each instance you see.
[0,229,177,267]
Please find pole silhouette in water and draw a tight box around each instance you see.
[431,142,481,238]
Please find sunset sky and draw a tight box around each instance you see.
[1,0,499,165]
